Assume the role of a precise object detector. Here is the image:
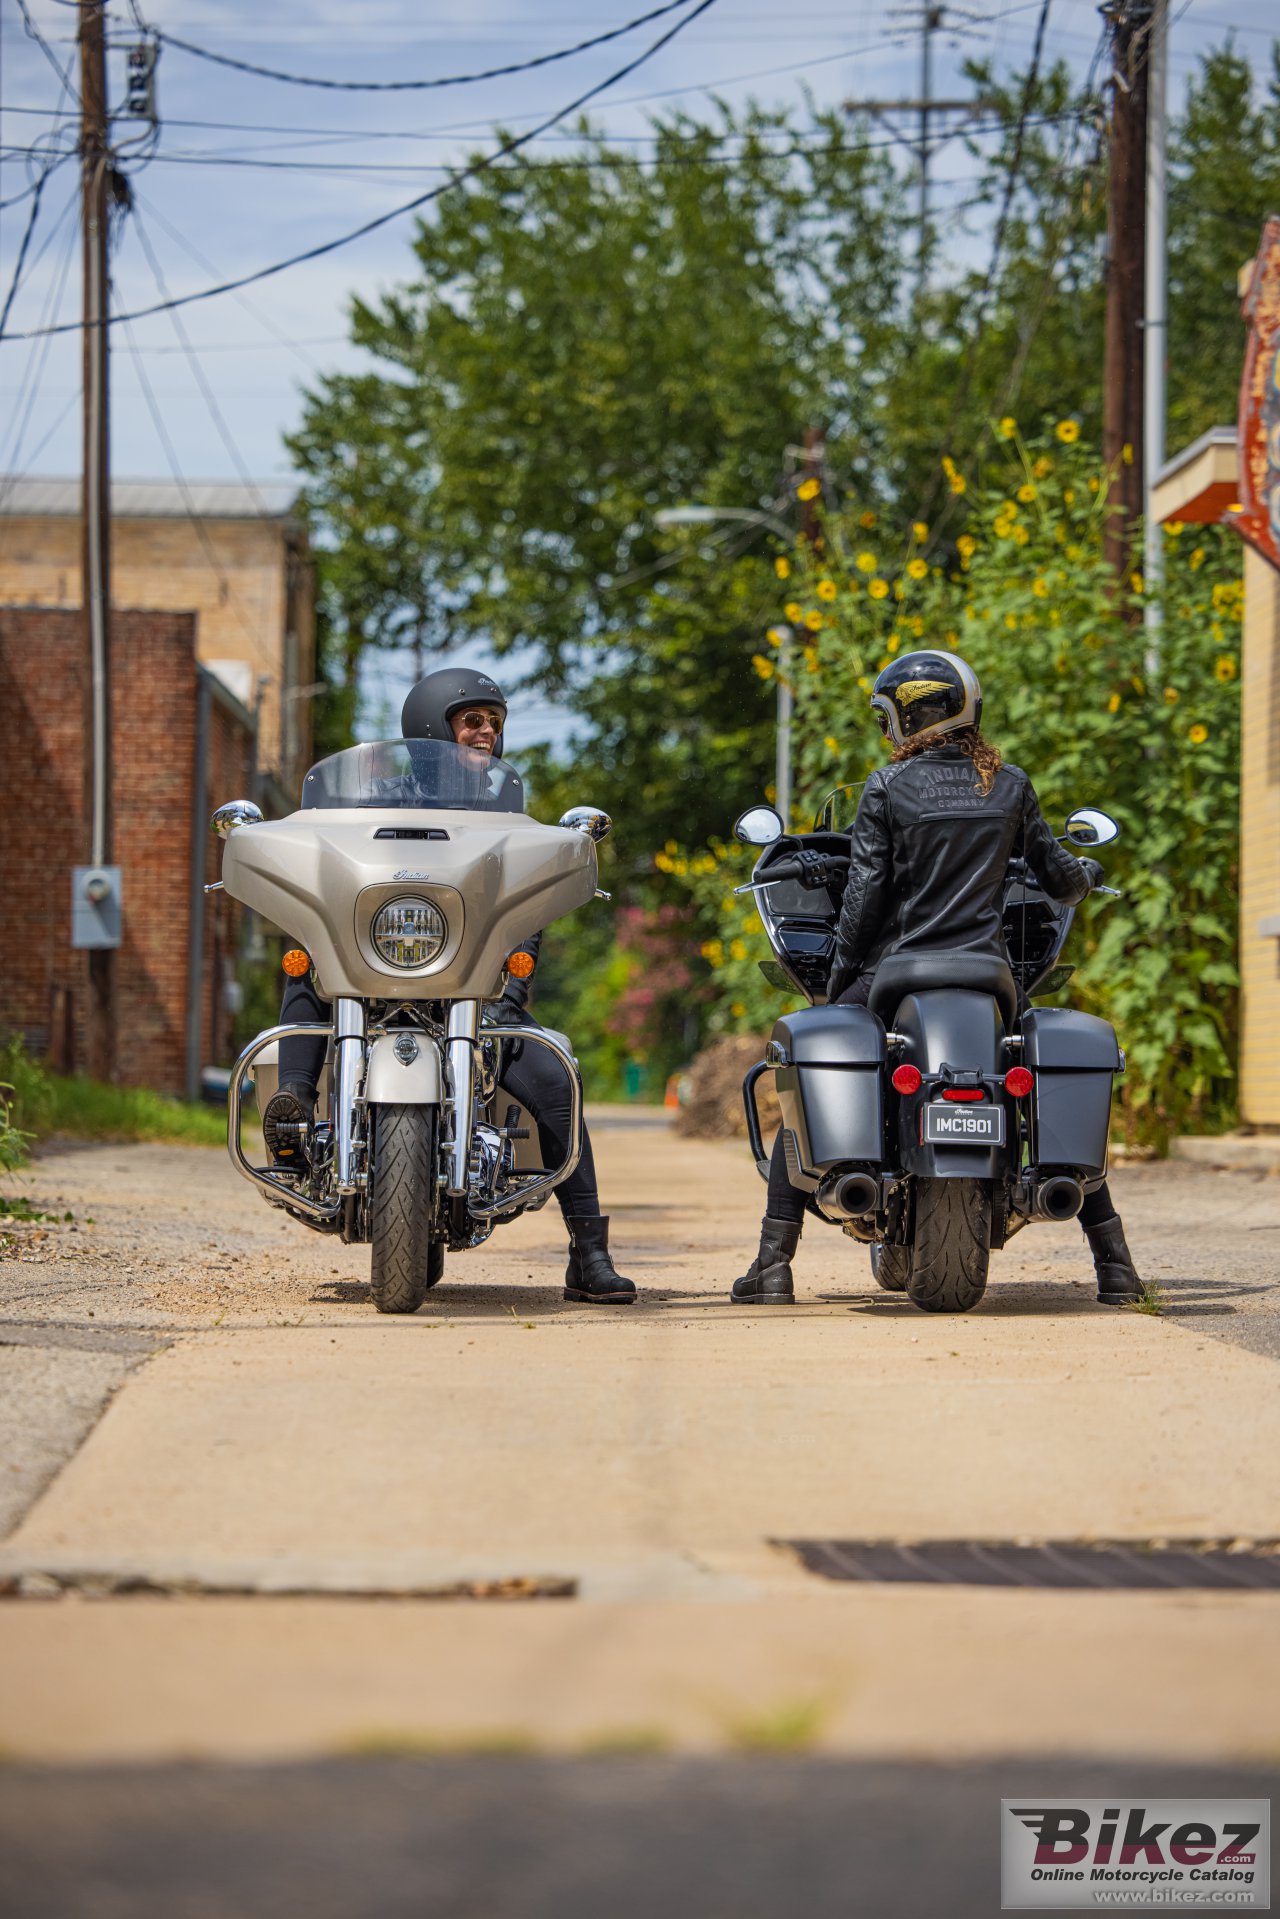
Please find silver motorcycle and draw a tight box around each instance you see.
[211,737,610,1313]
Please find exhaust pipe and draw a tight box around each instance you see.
[1031,1174,1084,1221]
[816,1169,881,1223]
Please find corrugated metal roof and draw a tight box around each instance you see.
[0,476,302,520]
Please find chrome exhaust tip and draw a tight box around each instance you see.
[816,1169,881,1223]
[1034,1174,1085,1221]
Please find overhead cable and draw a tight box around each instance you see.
[153,0,698,92]
[2,0,722,342]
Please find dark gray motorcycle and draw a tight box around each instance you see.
[736,796,1123,1314]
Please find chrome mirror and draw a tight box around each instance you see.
[733,804,784,847]
[211,799,264,838]
[1065,807,1119,848]
[559,806,612,843]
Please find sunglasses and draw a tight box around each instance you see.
[454,709,504,732]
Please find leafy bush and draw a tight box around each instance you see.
[669,423,1242,1147]
[1,1037,228,1148]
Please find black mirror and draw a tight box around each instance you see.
[733,805,784,847]
[1065,807,1119,848]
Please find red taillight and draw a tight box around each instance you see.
[891,1063,922,1095]
[1004,1067,1035,1098]
[941,1087,985,1102]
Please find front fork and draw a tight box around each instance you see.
[333,997,366,1193]
[445,999,479,1196]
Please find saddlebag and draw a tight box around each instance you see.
[770,1003,885,1180]
[1021,1007,1121,1175]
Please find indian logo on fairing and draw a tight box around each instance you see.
[1238,214,1280,573]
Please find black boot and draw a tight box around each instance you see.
[731,1215,800,1304]
[564,1216,636,1304]
[262,1079,316,1170]
[1085,1213,1143,1305]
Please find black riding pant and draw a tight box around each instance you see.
[763,973,1117,1232]
[277,973,600,1222]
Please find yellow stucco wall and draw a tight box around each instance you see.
[0,513,314,782]
[1240,545,1280,1127]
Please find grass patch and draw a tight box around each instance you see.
[0,1198,75,1224]
[576,1725,673,1756]
[723,1696,831,1754]
[1128,1280,1167,1317]
[2,1038,228,1147]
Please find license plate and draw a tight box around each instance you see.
[922,1102,1004,1146]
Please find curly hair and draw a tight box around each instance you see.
[890,724,1003,795]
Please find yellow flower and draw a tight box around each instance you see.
[784,601,803,621]
[1017,483,1037,505]
[1088,476,1100,493]
[957,534,977,559]
[856,676,871,693]
[1107,692,1122,714]
[700,938,723,964]
[729,937,748,962]
[654,851,675,872]
[1215,655,1237,681]
[804,610,824,631]
[1066,544,1081,562]
[906,557,928,581]
[909,615,924,636]
[1130,571,1144,595]
[859,509,877,529]
[886,633,900,653]
[1055,419,1080,444]
[994,516,1015,540]
[1063,488,1075,507]
[765,626,784,647]
[1188,723,1208,745]
[796,477,821,502]
[824,735,839,755]
[1004,612,1018,631]
[1189,547,1205,570]
[751,653,774,680]
[816,578,837,601]
[1122,442,1133,465]
[730,1002,746,1020]
[856,550,877,573]
[912,520,928,542]
[948,473,967,496]
[1033,456,1052,480]
[868,577,890,599]
[803,645,819,672]
[998,416,1017,440]
[1164,686,1179,704]
[774,556,791,580]
[1032,577,1049,598]
[1012,524,1029,545]
[1164,520,1184,537]
[1130,675,1145,695]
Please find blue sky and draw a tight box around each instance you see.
[3,0,1277,746]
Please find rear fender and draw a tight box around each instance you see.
[894,989,1010,1179]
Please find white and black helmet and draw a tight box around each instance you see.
[869,649,982,749]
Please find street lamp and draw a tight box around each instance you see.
[654,504,795,821]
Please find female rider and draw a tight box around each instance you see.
[732,648,1144,1309]
[263,667,636,1305]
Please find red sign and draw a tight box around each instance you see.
[1237,214,1280,573]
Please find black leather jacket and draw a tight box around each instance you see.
[827,746,1091,1000]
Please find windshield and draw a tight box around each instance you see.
[300,739,525,814]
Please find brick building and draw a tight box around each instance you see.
[0,477,315,791]
[0,606,255,1098]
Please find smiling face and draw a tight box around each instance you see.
[449,704,505,755]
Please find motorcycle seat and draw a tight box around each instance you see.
[867,952,1019,1032]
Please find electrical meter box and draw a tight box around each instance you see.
[71,866,123,950]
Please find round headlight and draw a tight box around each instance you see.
[371,897,447,969]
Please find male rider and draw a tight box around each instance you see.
[264,667,636,1305]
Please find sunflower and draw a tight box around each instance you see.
[906,557,928,581]
[774,556,791,580]
[1188,723,1209,745]
[751,654,775,680]
[1032,578,1049,598]
[796,477,821,502]
[784,601,803,621]
[1164,686,1179,704]
[912,520,929,541]
[856,551,877,573]
[816,579,837,601]
[1215,656,1237,681]
[1108,692,1122,714]
[1055,419,1080,444]
[868,578,889,600]
[998,416,1017,440]
[804,610,824,632]
[824,735,839,755]
[957,534,977,559]
[1017,483,1037,505]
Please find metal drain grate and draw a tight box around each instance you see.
[780,1539,1280,1590]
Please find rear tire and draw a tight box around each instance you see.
[369,1104,439,1315]
[907,1178,991,1314]
[871,1243,910,1292]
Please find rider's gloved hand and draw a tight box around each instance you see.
[488,995,529,1028]
[1078,857,1106,890]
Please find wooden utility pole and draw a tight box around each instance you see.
[1102,0,1153,579]
[81,0,115,1079]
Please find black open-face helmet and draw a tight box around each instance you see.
[869,649,982,749]
[400,667,507,756]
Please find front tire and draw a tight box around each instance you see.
[369,1104,439,1315]
[907,1178,991,1314]
[871,1243,910,1292]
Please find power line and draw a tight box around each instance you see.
[13,0,81,107]
[1,0,725,342]
[152,0,697,92]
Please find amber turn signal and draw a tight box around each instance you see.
[506,950,537,980]
[282,948,311,977]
